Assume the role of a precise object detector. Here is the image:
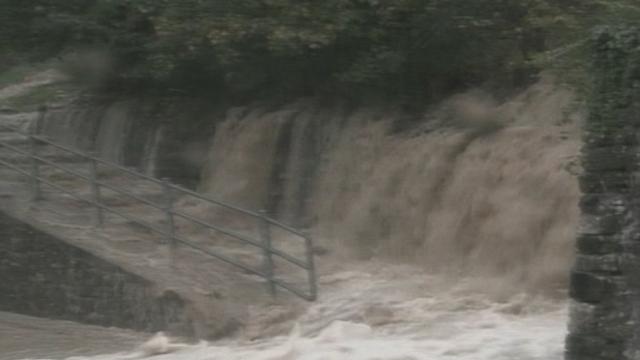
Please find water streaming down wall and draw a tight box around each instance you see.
[38,101,139,164]
[200,78,583,295]
[34,99,216,186]
[26,77,581,296]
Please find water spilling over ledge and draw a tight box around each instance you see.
[0,75,581,359]
[200,77,581,298]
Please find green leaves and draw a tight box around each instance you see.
[4,0,640,100]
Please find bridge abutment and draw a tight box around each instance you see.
[567,27,640,360]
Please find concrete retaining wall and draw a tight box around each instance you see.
[0,210,197,336]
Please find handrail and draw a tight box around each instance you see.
[169,183,263,219]
[4,124,273,219]
[0,139,92,181]
[0,156,166,236]
[0,123,317,301]
[96,180,166,211]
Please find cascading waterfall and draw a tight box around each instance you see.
[199,77,581,297]
[199,106,300,210]
[38,102,131,163]
[34,101,164,173]
[1,77,582,360]
[38,106,101,151]
[142,126,164,177]
[93,102,131,163]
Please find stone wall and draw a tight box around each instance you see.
[0,210,197,336]
[567,28,640,360]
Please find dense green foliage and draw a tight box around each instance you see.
[2,1,640,101]
[589,27,640,126]
[577,26,640,199]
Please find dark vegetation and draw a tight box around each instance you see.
[1,1,639,104]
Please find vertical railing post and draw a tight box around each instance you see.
[29,135,41,201]
[162,179,176,247]
[34,105,47,134]
[303,231,317,301]
[88,153,103,227]
[259,210,277,297]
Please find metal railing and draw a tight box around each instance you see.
[0,125,317,301]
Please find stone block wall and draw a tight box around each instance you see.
[0,210,196,336]
[567,28,640,360]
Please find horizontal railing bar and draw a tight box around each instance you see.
[0,128,161,188]
[265,218,308,239]
[31,135,165,186]
[269,247,309,270]
[172,234,268,278]
[170,184,262,218]
[3,130,162,185]
[92,156,163,185]
[97,202,168,238]
[271,278,314,301]
[32,176,89,204]
[174,234,313,299]
[0,126,305,237]
[96,180,165,211]
[171,209,262,247]
[0,158,313,296]
[0,140,28,155]
[0,125,318,301]
[175,183,308,242]
[0,157,94,205]
[23,178,272,280]
[92,205,315,297]
[172,209,309,270]
[35,155,90,181]
[0,139,31,155]
[0,139,93,181]
[0,159,316,302]
[0,157,35,177]
[0,139,168,222]
[0,138,311,270]
[30,136,88,158]
[0,155,167,238]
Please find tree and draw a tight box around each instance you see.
[3,0,640,101]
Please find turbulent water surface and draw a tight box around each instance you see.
[2,263,567,360]
[0,76,579,360]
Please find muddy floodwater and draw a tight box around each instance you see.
[2,263,567,360]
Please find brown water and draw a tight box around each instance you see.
[200,76,582,297]
[2,263,568,360]
[0,76,582,360]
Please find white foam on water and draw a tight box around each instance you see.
[19,263,567,360]
[2,77,576,360]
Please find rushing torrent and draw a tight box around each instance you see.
[200,76,581,297]
[1,76,581,359]
[1,264,569,360]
